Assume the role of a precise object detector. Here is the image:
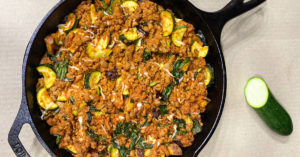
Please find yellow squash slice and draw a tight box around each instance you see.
[122,1,139,13]
[37,87,58,110]
[36,66,56,89]
[90,4,97,24]
[160,11,174,36]
[86,32,112,59]
[84,71,102,89]
[171,25,187,47]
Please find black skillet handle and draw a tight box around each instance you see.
[193,0,266,43]
[8,99,32,157]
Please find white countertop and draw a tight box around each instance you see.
[0,0,299,156]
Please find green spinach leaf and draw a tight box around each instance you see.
[87,112,93,124]
[179,58,190,69]
[142,49,152,62]
[54,59,69,80]
[162,82,175,102]
[86,129,106,143]
[89,105,100,112]
[173,118,186,129]
[172,59,184,78]
[46,52,69,80]
[54,134,61,144]
[114,122,140,138]
[119,146,130,157]
[69,96,75,105]
[172,58,190,84]
[192,119,202,135]
[173,118,187,135]
[102,0,108,9]
[159,105,168,115]
[136,136,154,149]
[86,102,100,124]
[86,129,100,142]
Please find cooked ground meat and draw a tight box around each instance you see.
[36,0,211,156]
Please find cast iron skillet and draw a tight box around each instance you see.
[8,0,265,156]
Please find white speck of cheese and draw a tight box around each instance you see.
[167,113,174,121]
[137,102,143,110]
[78,116,83,125]
[172,125,177,139]
[118,115,125,120]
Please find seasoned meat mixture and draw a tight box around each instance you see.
[36,0,212,156]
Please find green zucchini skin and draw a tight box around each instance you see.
[84,73,92,89]
[254,91,293,135]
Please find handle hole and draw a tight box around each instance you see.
[221,4,265,51]
[19,124,50,156]
[189,0,230,12]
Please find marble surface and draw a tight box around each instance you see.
[1,0,299,156]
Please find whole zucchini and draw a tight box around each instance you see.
[244,77,293,135]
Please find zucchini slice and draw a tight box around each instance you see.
[96,86,101,96]
[171,25,187,47]
[116,76,122,84]
[111,147,119,157]
[199,46,209,58]
[36,66,56,89]
[184,115,193,125]
[144,149,151,157]
[120,27,139,43]
[244,77,293,135]
[191,41,209,58]
[37,87,58,110]
[150,81,158,87]
[93,111,104,117]
[66,145,77,154]
[175,17,182,23]
[204,65,214,86]
[160,11,174,36]
[84,71,102,89]
[86,32,112,59]
[108,144,119,157]
[90,4,97,24]
[119,42,127,50]
[122,1,139,13]
[72,110,78,116]
[64,13,78,33]
[116,76,129,95]
[96,32,110,48]
[57,95,67,102]
[86,46,112,59]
